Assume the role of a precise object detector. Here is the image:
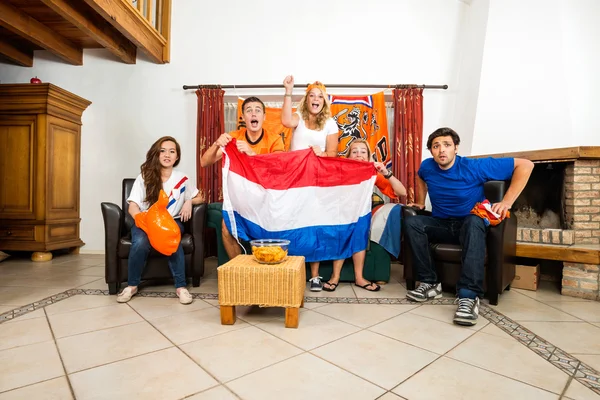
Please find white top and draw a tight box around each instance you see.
[127,170,199,218]
[289,112,339,152]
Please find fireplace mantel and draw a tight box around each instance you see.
[469,146,600,162]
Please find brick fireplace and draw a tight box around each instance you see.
[472,147,600,300]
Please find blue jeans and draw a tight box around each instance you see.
[404,214,487,299]
[127,219,186,288]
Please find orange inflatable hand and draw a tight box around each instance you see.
[135,190,181,255]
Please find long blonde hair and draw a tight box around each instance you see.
[297,82,332,131]
[346,139,372,160]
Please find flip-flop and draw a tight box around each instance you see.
[355,282,381,292]
[322,281,339,292]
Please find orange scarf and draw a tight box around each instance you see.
[470,199,510,227]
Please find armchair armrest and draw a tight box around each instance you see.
[189,203,208,280]
[486,211,517,296]
[101,202,123,284]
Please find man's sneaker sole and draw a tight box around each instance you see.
[406,292,442,302]
[453,316,477,326]
[310,287,322,292]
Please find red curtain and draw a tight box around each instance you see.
[196,88,225,203]
[392,88,423,204]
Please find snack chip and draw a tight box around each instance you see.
[252,245,288,264]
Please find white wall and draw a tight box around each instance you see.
[0,0,472,251]
[472,0,600,154]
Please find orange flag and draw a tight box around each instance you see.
[330,92,391,167]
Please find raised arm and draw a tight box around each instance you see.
[492,157,534,218]
[200,133,232,167]
[375,162,406,197]
[281,75,299,128]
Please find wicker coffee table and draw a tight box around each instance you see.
[217,255,306,328]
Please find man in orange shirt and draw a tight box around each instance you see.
[200,96,284,259]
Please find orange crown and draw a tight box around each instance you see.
[306,81,327,95]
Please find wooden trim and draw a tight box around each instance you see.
[0,37,33,67]
[40,0,137,64]
[516,242,600,264]
[83,0,167,63]
[0,2,82,65]
[160,0,171,62]
[469,146,600,161]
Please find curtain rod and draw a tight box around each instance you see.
[182,83,448,90]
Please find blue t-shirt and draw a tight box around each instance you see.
[418,155,514,219]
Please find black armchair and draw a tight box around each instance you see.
[401,180,517,305]
[101,179,207,294]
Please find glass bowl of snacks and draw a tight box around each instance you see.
[250,239,290,264]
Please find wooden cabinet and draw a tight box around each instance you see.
[0,84,91,259]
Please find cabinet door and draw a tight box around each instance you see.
[45,116,81,220]
[0,115,36,220]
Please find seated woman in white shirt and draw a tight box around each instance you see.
[117,136,203,304]
[281,76,340,292]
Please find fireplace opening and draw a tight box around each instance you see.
[512,162,568,229]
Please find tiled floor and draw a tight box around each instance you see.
[1,254,600,399]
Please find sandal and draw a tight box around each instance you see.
[322,281,339,292]
[355,282,381,292]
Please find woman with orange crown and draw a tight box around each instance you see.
[281,75,341,292]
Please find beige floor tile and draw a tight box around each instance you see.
[127,296,213,320]
[255,309,360,351]
[181,326,302,382]
[493,290,581,322]
[447,330,569,394]
[564,379,600,400]
[479,322,515,339]
[408,304,489,331]
[7,308,46,321]
[393,357,557,400]
[513,281,588,304]
[57,321,173,373]
[299,301,328,310]
[0,287,64,307]
[313,330,438,389]
[37,276,100,288]
[0,306,13,314]
[0,377,73,400]
[369,312,476,354]
[69,347,217,400]
[150,307,248,345]
[45,294,116,316]
[544,301,600,322]
[140,283,178,293]
[0,316,53,351]
[227,353,385,400]
[202,299,220,307]
[352,282,407,298]
[76,278,107,290]
[0,341,64,393]
[378,393,407,400]
[572,354,600,372]
[48,304,143,338]
[188,278,218,294]
[521,322,600,354]
[77,266,105,277]
[54,258,104,268]
[186,385,239,400]
[304,282,357,298]
[314,303,417,328]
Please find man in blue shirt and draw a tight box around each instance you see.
[405,127,533,326]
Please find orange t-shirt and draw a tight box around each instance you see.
[375,174,399,200]
[229,128,284,155]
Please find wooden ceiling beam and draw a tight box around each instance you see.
[0,37,33,67]
[40,0,137,64]
[0,1,82,65]
[82,0,167,64]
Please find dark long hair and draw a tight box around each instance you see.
[140,136,181,204]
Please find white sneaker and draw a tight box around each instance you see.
[177,288,193,305]
[117,286,137,303]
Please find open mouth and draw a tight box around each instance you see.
[249,119,259,129]
[311,103,320,110]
